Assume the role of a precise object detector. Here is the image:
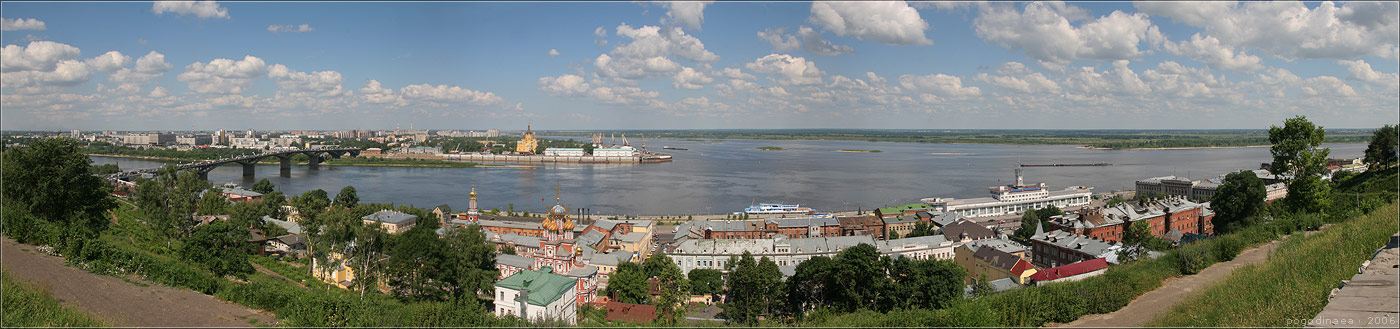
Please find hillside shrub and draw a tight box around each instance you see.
[1211,235,1246,262]
[1176,243,1214,275]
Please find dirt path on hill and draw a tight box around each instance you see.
[1,237,278,327]
[251,262,307,289]
[1053,229,1327,327]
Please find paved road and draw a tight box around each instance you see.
[1054,238,1284,327]
[1,237,278,327]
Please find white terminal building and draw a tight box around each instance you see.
[921,169,1092,218]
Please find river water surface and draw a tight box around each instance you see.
[91,139,1366,216]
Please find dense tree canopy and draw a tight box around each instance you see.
[607,262,649,304]
[720,252,783,325]
[1364,124,1397,167]
[135,165,211,241]
[334,186,359,209]
[179,220,254,278]
[1286,174,1333,214]
[251,178,276,194]
[1210,170,1267,234]
[198,186,231,216]
[1269,115,1330,180]
[1014,206,1062,242]
[0,138,117,248]
[688,269,724,295]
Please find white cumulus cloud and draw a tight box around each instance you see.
[656,0,713,30]
[176,55,269,94]
[808,1,932,46]
[152,1,230,19]
[745,54,824,86]
[1136,1,1399,59]
[1,17,47,31]
[974,2,1157,69]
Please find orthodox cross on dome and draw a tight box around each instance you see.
[554,182,562,204]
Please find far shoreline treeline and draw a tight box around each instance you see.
[539,128,1376,150]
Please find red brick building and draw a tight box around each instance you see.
[1043,196,1214,243]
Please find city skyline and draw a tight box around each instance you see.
[2,1,1398,131]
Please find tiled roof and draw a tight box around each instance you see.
[1028,258,1108,281]
[605,301,657,324]
[361,210,417,225]
[941,220,996,241]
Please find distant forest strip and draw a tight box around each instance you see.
[540,129,1375,149]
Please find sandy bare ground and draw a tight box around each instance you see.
[1,237,278,327]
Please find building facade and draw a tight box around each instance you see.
[494,268,578,325]
[516,125,538,154]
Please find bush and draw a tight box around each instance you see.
[1211,235,1246,262]
[1176,243,1214,275]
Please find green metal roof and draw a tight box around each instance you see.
[878,203,930,214]
[495,268,575,306]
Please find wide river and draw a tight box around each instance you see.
[92,139,1367,216]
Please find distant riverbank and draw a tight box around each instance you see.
[1075,145,1273,150]
[88,153,498,168]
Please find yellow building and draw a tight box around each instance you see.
[955,244,1038,285]
[516,124,538,154]
[313,251,390,291]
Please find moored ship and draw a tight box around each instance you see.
[738,203,817,215]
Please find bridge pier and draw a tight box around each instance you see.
[308,153,321,169]
[240,162,256,177]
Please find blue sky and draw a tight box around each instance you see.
[2,1,1397,131]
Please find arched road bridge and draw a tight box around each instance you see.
[105,147,362,180]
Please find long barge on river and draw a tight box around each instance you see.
[440,153,672,164]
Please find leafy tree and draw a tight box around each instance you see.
[441,224,498,301]
[1210,170,1267,234]
[350,222,387,299]
[906,221,936,238]
[831,244,885,312]
[197,186,231,215]
[251,178,276,194]
[720,252,782,325]
[334,186,359,208]
[969,274,995,299]
[179,220,254,278]
[135,165,210,241]
[263,191,287,219]
[1364,124,1398,167]
[1118,220,1168,262]
[89,163,121,175]
[385,225,449,301]
[1105,195,1128,207]
[1286,174,1332,214]
[294,189,331,218]
[647,253,690,324]
[1014,206,1062,243]
[688,269,724,295]
[895,258,966,309]
[607,262,649,304]
[785,256,835,319]
[0,138,117,248]
[1269,115,1330,181]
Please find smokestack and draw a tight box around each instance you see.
[1015,168,1024,186]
